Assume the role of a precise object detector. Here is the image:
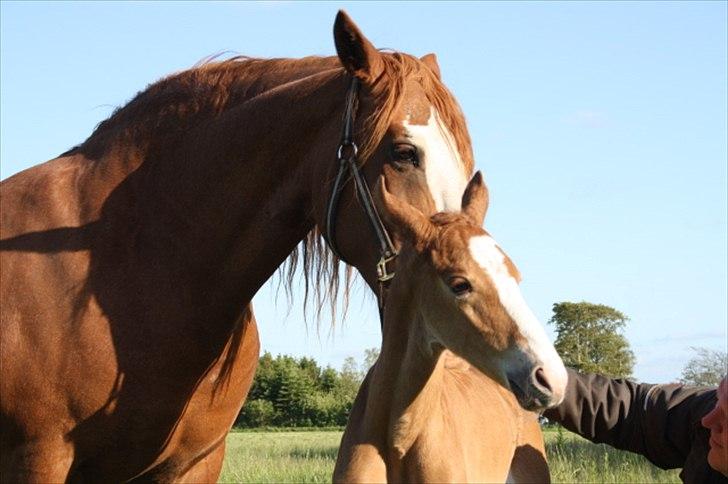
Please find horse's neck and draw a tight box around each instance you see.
[211,78,343,276]
[88,66,346,319]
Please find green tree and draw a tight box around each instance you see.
[680,347,727,386]
[363,347,380,369]
[298,356,322,384]
[275,364,316,426]
[237,399,276,427]
[341,356,360,381]
[237,352,315,427]
[319,366,339,392]
[336,356,362,401]
[236,352,368,428]
[549,301,635,378]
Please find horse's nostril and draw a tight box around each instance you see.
[533,367,553,395]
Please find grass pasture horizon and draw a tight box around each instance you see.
[218,428,680,483]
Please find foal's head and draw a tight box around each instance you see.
[378,171,567,411]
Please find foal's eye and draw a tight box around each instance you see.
[448,277,472,298]
[390,143,419,168]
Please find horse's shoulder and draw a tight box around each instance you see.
[1,154,98,232]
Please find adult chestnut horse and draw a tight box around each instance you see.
[0,11,483,483]
[334,174,567,483]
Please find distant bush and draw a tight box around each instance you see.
[237,399,276,428]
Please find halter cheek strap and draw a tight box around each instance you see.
[324,76,398,325]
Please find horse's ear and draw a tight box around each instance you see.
[420,53,441,80]
[376,175,432,247]
[461,171,489,225]
[334,10,384,84]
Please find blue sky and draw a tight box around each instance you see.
[2,1,726,382]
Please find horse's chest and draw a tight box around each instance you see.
[128,320,260,479]
[75,317,260,481]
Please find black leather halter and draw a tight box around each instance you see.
[324,77,398,323]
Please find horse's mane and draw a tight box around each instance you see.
[77,55,341,155]
[77,52,474,327]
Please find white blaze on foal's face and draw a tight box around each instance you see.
[402,107,468,212]
[468,234,567,398]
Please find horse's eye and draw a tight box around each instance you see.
[448,277,472,298]
[390,143,419,168]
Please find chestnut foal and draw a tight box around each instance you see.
[334,172,566,483]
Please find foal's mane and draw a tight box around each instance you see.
[77,53,473,326]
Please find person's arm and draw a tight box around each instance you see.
[543,368,719,482]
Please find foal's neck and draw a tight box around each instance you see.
[367,277,450,458]
[388,338,448,458]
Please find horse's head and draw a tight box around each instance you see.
[377,171,567,411]
[313,11,473,288]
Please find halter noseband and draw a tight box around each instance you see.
[325,77,398,323]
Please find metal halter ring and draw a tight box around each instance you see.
[337,141,358,161]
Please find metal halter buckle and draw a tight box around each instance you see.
[376,253,398,282]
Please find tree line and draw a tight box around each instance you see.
[235,350,377,428]
[234,301,726,428]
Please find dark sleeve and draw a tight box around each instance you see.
[543,368,723,483]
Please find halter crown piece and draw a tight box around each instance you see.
[325,76,398,324]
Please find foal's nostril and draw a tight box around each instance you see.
[533,367,553,395]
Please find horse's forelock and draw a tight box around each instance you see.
[356,52,474,174]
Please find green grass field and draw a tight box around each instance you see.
[219,428,680,483]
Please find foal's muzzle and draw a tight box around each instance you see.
[507,366,565,411]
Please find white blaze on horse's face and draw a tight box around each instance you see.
[469,234,568,408]
[402,107,468,212]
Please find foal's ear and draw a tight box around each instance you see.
[376,175,432,247]
[334,11,384,84]
[461,171,489,226]
[420,53,441,80]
